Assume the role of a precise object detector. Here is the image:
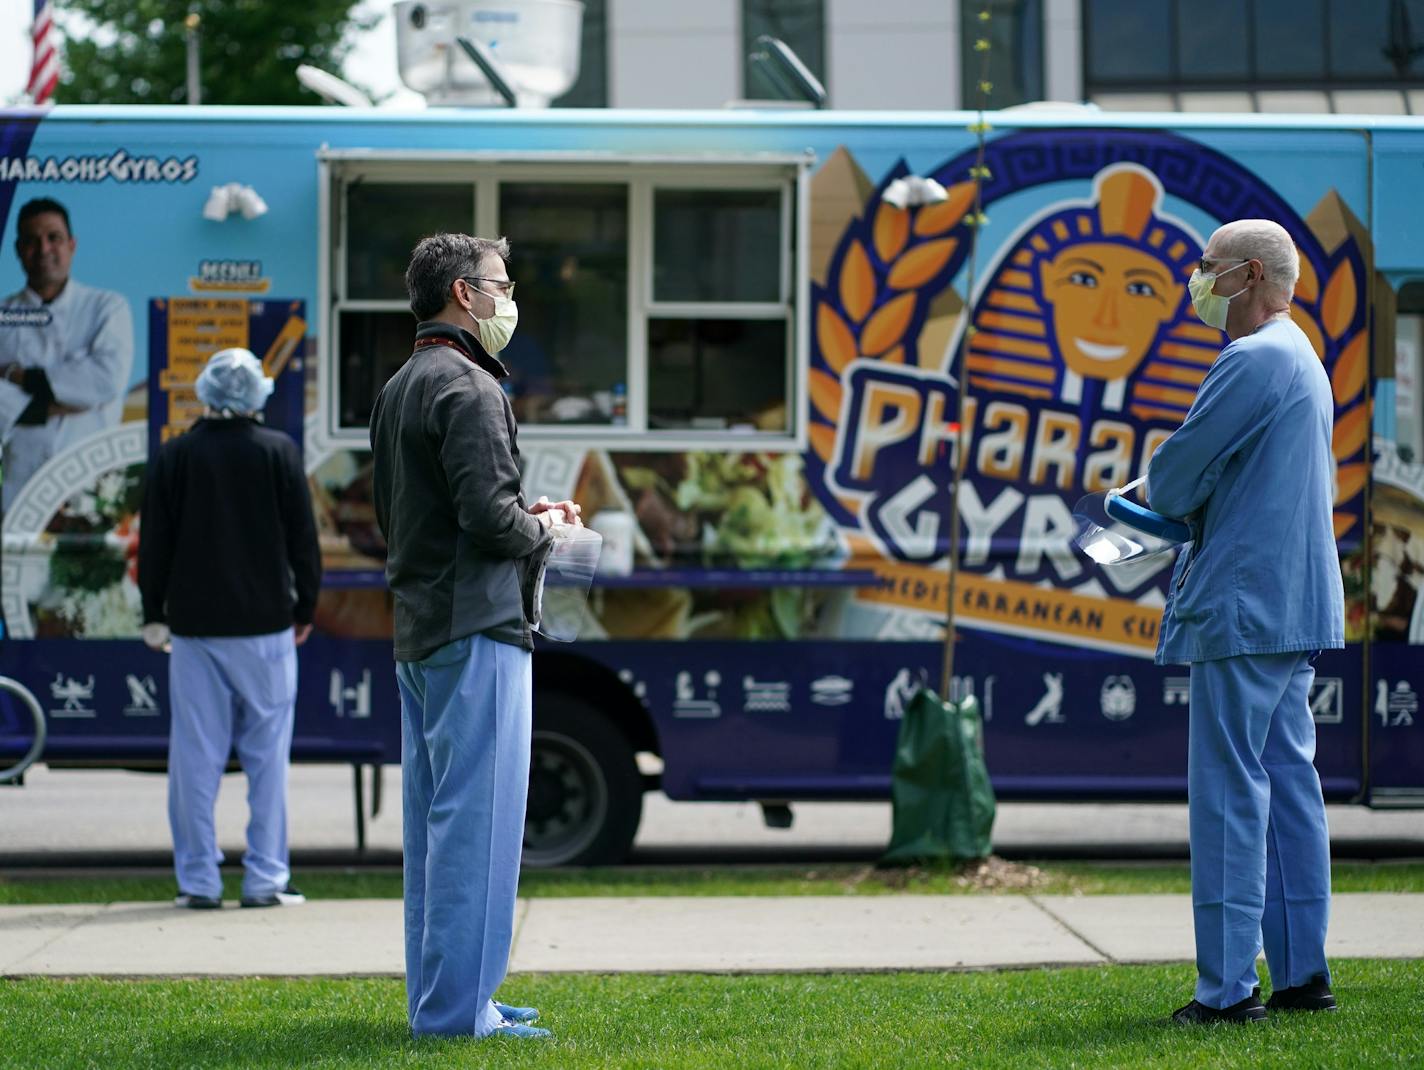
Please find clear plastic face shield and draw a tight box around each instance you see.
[531,512,603,642]
[1073,476,1192,569]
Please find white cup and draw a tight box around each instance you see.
[590,510,635,576]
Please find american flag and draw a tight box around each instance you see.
[28,0,60,105]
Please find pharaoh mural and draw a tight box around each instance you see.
[806,129,1371,651]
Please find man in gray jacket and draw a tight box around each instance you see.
[370,233,579,1041]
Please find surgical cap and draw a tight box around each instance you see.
[195,348,275,414]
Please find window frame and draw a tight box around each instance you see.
[317,150,812,451]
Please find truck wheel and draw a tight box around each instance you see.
[524,693,643,867]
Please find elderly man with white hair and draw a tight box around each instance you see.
[138,348,322,910]
[1147,219,1344,1024]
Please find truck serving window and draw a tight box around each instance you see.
[499,182,629,427]
[321,155,807,448]
[649,187,790,434]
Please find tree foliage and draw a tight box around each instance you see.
[55,1,378,105]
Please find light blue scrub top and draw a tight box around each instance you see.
[1147,318,1345,665]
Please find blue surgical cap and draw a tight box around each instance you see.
[195,348,274,414]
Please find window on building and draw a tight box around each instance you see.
[1084,0,1424,90]
[1176,0,1249,82]
[1253,0,1327,82]
[742,0,826,100]
[1330,0,1418,81]
[327,161,803,444]
[554,0,607,107]
[961,0,1044,108]
[1085,0,1170,84]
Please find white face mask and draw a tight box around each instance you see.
[1187,260,1249,331]
[463,281,518,355]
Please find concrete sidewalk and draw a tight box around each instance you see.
[3,893,1422,977]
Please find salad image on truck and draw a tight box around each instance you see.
[1,101,1421,863]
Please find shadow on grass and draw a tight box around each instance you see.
[994,1001,1359,1067]
[119,1016,427,1069]
[108,1005,594,1069]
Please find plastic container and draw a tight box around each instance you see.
[532,524,604,642]
[610,382,627,426]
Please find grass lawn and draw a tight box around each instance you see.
[3,961,1420,1069]
[2,860,1423,905]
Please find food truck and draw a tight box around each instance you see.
[2,101,1421,863]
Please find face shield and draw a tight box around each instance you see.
[532,523,604,642]
[1073,476,1192,568]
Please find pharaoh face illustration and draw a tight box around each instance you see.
[1038,241,1182,383]
[965,164,1214,417]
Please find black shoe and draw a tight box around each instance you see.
[1172,987,1267,1024]
[174,892,222,910]
[240,883,306,908]
[1267,974,1337,1012]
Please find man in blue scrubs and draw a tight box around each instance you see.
[370,234,579,1041]
[140,348,321,910]
[1148,219,1344,1024]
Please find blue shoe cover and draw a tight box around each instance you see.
[494,1002,539,1024]
[489,1022,551,1040]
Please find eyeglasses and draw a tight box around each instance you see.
[462,276,516,298]
[1197,257,1247,274]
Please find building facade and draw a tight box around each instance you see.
[558,0,1423,114]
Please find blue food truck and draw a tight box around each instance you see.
[1,104,1421,863]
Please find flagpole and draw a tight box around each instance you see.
[185,10,202,106]
[27,0,61,106]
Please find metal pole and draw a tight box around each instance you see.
[940,7,996,701]
[0,676,47,783]
[184,11,201,106]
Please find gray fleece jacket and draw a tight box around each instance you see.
[370,321,551,661]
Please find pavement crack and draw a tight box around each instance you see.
[1026,896,1116,964]
[5,906,104,971]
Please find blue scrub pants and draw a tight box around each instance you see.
[168,630,298,900]
[1188,650,1332,1008]
[396,633,532,1038]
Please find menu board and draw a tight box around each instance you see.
[148,297,306,457]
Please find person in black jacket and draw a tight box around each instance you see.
[370,234,578,1041]
[138,347,321,911]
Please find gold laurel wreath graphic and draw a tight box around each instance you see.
[1292,254,1369,539]
[811,182,977,521]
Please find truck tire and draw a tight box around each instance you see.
[524,693,643,867]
